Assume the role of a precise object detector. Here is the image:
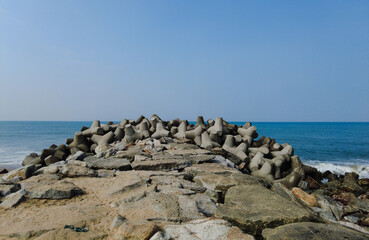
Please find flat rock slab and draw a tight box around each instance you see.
[60,164,98,177]
[131,159,191,171]
[84,156,132,171]
[166,149,212,156]
[162,218,255,240]
[0,189,27,209]
[262,222,369,240]
[215,184,312,236]
[23,180,83,199]
[119,192,206,222]
[185,163,240,174]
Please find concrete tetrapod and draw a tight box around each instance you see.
[195,116,207,128]
[138,121,150,139]
[114,126,125,141]
[222,135,248,161]
[123,124,142,143]
[271,144,294,157]
[81,127,104,137]
[68,132,89,152]
[249,152,264,172]
[91,131,114,146]
[208,117,227,137]
[152,122,170,139]
[185,125,204,140]
[174,121,187,139]
[237,126,257,145]
[276,155,305,189]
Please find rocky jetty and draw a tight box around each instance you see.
[0,115,368,239]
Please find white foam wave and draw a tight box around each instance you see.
[304,161,369,179]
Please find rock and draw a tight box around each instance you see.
[165,149,211,156]
[149,231,170,240]
[261,222,368,240]
[24,180,83,199]
[215,184,312,236]
[358,178,369,187]
[342,173,363,194]
[311,207,337,222]
[84,156,132,171]
[0,168,8,174]
[119,192,206,222]
[184,163,240,175]
[190,193,217,217]
[40,149,55,161]
[193,171,261,202]
[66,150,88,161]
[111,214,126,229]
[316,195,345,221]
[116,221,158,240]
[291,187,318,207]
[0,183,21,197]
[44,155,59,166]
[22,153,43,166]
[2,165,36,181]
[131,159,191,171]
[34,228,107,240]
[60,164,98,178]
[0,189,27,209]
[163,218,255,240]
[34,165,60,175]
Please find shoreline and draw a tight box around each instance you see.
[1,115,369,239]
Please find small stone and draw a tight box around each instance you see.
[343,215,359,224]
[111,214,126,229]
[297,181,309,190]
[291,187,318,207]
[0,168,8,174]
[149,231,170,240]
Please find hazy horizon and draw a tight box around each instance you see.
[1,1,368,122]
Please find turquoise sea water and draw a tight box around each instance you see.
[0,121,368,177]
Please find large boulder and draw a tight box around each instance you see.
[215,184,312,236]
[262,222,369,240]
[23,180,83,199]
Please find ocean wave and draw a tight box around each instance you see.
[304,160,369,179]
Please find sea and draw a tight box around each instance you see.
[0,121,368,178]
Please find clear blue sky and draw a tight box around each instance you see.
[0,0,368,122]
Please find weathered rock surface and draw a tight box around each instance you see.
[215,184,312,236]
[84,156,132,171]
[23,180,83,199]
[2,165,36,181]
[262,222,369,240]
[131,159,191,171]
[162,218,255,240]
[0,189,27,209]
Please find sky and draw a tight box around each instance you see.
[0,0,368,122]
